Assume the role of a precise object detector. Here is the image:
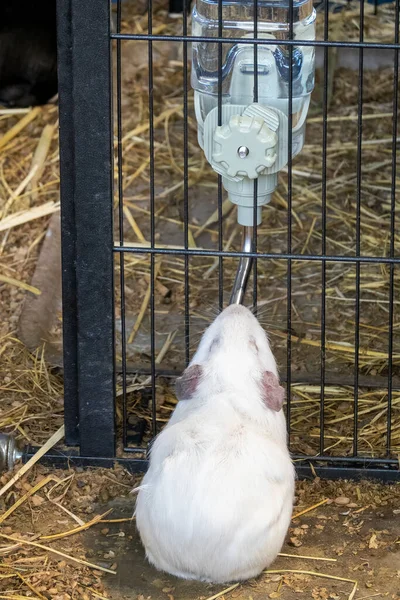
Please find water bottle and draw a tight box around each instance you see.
[192,0,316,157]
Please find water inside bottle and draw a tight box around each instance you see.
[191,0,316,111]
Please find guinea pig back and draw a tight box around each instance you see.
[135,304,294,583]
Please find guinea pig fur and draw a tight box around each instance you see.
[0,1,57,108]
[135,304,295,584]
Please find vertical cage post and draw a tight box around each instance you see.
[56,0,78,446]
[57,0,116,457]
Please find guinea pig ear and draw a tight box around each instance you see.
[260,371,285,412]
[175,364,203,401]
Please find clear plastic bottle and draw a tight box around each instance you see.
[192,0,316,124]
[191,0,317,225]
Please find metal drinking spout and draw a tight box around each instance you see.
[230,226,254,305]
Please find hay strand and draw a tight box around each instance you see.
[0,533,116,575]
[28,124,55,204]
[278,553,337,562]
[292,498,330,519]
[264,570,357,600]
[39,509,113,541]
[0,475,59,525]
[0,201,60,233]
[193,199,233,239]
[123,206,147,242]
[127,261,162,344]
[0,107,41,151]
[204,584,240,600]
[0,275,41,296]
[17,573,47,600]
[1,165,39,219]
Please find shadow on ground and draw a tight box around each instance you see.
[83,494,400,600]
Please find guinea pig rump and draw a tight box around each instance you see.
[136,419,294,582]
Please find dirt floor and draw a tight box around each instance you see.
[0,465,399,599]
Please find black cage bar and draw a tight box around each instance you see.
[56,0,400,481]
[57,0,115,457]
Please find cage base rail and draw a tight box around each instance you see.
[22,447,399,482]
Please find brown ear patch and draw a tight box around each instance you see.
[175,364,203,401]
[260,371,285,412]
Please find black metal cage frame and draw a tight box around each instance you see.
[55,0,400,481]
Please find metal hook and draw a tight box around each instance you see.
[0,433,23,473]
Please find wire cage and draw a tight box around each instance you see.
[56,0,400,480]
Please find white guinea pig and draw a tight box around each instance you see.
[135,304,295,584]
